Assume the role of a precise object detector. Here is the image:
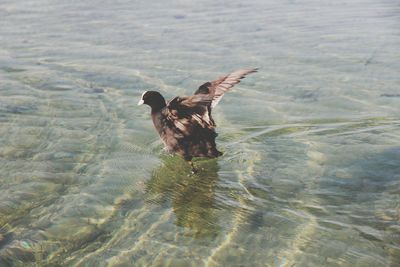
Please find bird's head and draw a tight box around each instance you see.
[138,91,166,111]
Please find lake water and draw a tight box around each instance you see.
[1,0,399,266]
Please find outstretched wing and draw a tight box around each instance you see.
[163,95,215,137]
[194,68,258,108]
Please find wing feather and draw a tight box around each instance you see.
[163,95,215,137]
[195,68,258,108]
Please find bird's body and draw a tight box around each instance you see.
[138,68,257,171]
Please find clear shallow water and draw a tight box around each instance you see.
[1,0,399,266]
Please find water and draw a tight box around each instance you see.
[1,0,399,266]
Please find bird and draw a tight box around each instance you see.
[138,68,258,173]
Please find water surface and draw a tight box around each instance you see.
[1,0,400,266]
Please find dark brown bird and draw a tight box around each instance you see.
[138,68,257,172]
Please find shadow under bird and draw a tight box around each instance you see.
[138,68,258,172]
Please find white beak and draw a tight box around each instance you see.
[138,91,147,106]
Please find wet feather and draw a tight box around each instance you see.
[139,68,257,161]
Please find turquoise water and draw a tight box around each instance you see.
[1,0,399,266]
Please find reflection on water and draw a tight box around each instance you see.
[146,156,221,238]
[1,0,400,265]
